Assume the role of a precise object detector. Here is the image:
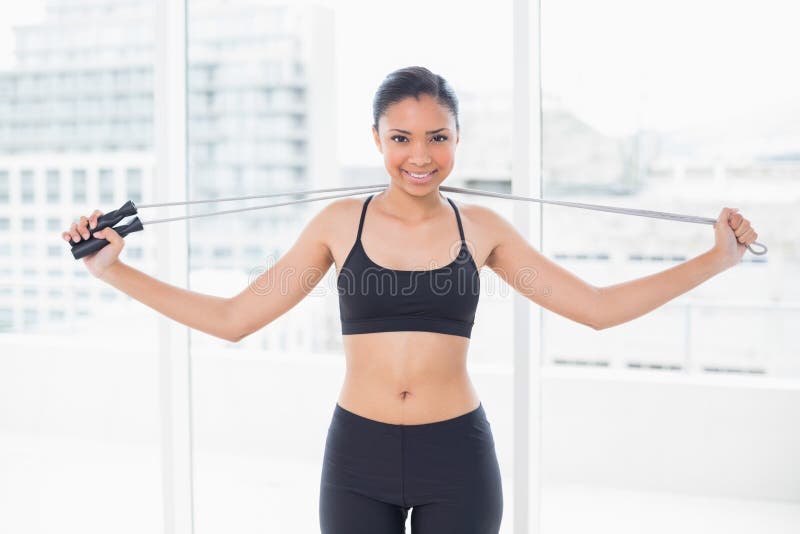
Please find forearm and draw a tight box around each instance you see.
[595,249,728,330]
[98,261,237,342]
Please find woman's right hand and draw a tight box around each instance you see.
[62,209,125,279]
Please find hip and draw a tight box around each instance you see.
[320,400,502,510]
[337,376,481,425]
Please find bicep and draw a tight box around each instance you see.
[226,203,335,341]
[484,208,601,329]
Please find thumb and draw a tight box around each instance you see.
[715,207,739,227]
[92,226,121,243]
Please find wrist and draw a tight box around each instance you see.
[98,260,124,282]
[705,248,730,273]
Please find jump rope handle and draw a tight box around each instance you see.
[68,200,143,260]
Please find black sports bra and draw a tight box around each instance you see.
[336,194,480,338]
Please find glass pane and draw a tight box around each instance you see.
[541,0,800,532]
[0,1,161,532]
[187,0,514,532]
[541,0,799,373]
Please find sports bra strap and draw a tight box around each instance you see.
[358,194,465,244]
[447,197,466,244]
[356,194,374,241]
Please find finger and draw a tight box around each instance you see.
[729,213,744,231]
[93,226,120,244]
[69,221,81,242]
[78,216,90,239]
[738,227,755,243]
[89,209,103,230]
[715,207,734,227]
[734,220,751,238]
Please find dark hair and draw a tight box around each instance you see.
[372,66,460,133]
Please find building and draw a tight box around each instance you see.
[0,0,337,353]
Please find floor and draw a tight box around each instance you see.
[1,433,798,533]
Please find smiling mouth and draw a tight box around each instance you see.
[402,169,436,179]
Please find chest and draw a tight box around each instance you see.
[330,203,489,276]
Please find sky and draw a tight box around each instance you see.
[1,0,798,165]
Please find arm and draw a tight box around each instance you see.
[99,262,238,342]
[481,204,753,332]
[67,209,240,342]
[225,199,337,342]
[595,250,727,330]
[97,200,337,343]
[480,206,602,330]
[594,206,754,330]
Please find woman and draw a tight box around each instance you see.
[63,66,759,533]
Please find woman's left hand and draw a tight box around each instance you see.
[711,207,758,269]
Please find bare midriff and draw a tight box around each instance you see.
[338,330,481,425]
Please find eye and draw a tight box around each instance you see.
[433,135,448,142]
[390,135,408,143]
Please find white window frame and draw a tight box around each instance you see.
[155,1,193,534]
[512,0,544,532]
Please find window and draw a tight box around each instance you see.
[21,170,35,203]
[0,171,8,203]
[1,5,162,528]
[74,289,90,300]
[72,169,87,204]
[23,309,38,328]
[0,308,12,331]
[541,0,797,377]
[125,168,143,202]
[98,168,114,203]
[46,169,60,203]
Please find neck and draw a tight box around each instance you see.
[379,184,445,222]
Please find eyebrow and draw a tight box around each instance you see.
[389,128,450,135]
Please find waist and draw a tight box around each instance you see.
[338,373,480,425]
[333,399,486,431]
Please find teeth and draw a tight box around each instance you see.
[407,170,432,178]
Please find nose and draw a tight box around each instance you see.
[407,139,431,166]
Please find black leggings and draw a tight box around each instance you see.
[319,402,503,533]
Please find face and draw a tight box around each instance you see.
[372,93,459,194]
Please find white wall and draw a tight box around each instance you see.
[538,367,800,501]
[3,339,798,503]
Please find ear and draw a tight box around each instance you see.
[372,126,382,154]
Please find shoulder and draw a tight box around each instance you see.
[446,198,510,263]
[312,196,362,221]
[312,196,366,244]
[323,196,365,226]
[448,198,508,235]
[452,199,499,222]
